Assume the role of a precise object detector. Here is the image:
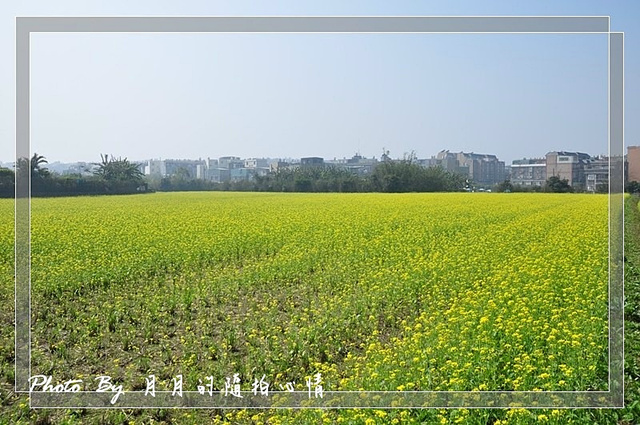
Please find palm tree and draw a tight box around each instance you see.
[31,153,49,177]
[94,154,144,182]
[16,153,49,180]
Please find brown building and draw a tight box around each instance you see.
[628,146,640,182]
[545,151,591,189]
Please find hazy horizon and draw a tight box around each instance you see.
[0,144,614,168]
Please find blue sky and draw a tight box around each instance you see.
[1,1,638,165]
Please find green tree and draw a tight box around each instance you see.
[495,180,513,193]
[15,153,52,194]
[545,176,573,193]
[93,154,145,193]
[595,182,608,194]
[0,167,14,197]
[30,153,50,179]
[16,153,50,181]
[627,181,640,194]
[94,154,144,183]
[370,161,463,193]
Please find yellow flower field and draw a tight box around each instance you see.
[0,192,610,423]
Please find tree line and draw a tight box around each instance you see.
[251,161,465,193]
[148,160,467,193]
[0,155,468,197]
[0,154,147,198]
[0,153,634,197]
[494,176,577,193]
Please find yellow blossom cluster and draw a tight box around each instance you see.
[0,192,608,424]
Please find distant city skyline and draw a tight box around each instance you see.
[4,147,615,191]
[0,145,616,171]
